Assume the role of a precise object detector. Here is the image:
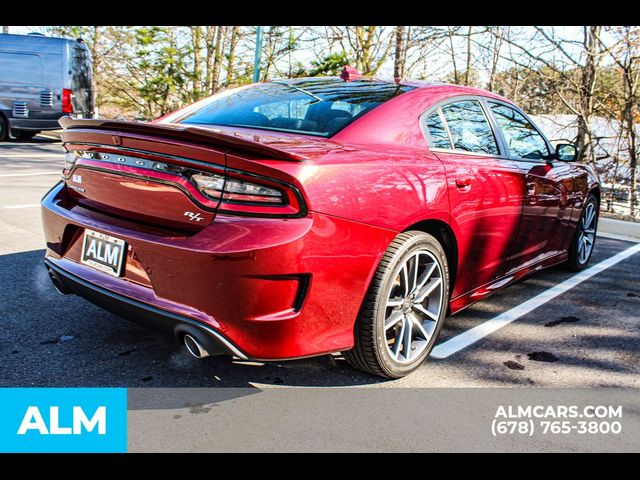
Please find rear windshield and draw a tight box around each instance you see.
[176,79,415,137]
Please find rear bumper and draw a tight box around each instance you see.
[41,182,397,360]
[45,259,247,358]
[9,113,62,131]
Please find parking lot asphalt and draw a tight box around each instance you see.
[1,137,639,388]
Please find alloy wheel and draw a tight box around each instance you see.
[383,250,444,363]
[577,202,597,264]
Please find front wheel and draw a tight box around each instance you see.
[0,115,8,142]
[565,194,598,271]
[343,231,450,378]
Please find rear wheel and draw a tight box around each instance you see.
[565,194,598,271]
[0,115,8,142]
[14,130,38,141]
[343,231,449,378]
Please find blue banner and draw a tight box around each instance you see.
[0,388,127,453]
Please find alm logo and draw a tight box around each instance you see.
[17,405,106,435]
[0,388,127,453]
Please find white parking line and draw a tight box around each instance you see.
[431,242,640,359]
[0,171,60,177]
[3,204,40,209]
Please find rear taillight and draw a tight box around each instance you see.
[191,171,305,217]
[62,88,73,114]
[192,174,285,204]
[63,150,81,173]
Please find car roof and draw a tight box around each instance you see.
[0,33,90,53]
[273,76,510,103]
[274,76,440,90]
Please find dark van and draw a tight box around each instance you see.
[0,33,94,141]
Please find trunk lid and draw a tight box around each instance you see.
[59,118,314,231]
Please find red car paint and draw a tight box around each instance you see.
[41,78,599,360]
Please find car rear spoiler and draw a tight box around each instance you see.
[58,116,308,162]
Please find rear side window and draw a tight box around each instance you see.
[439,100,498,155]
[0,53,42,85]
[489,102,550,160]
[424,111,452,149]
[176,79,415,137]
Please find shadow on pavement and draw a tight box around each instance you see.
[1,240,638,388]
[7,135,60,144]
[0,249,387,388]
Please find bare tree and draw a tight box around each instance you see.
[489,27,603,163]
[190,27,203,99]
[393,26,406,79]
[226,26,240,86]
[602,27,639,215]
[204,26,218,94]
[446,26,460,84]
[211,26,226,93]
[339,26,393,75]
[576,26,602,163]
[464,25,473,86]
[483,26,510,91]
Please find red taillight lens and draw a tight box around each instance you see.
[62,88,73,114]
[191,171,306,217]
[192,174,284,204]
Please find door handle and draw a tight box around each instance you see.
[527,182,537,205]
[455,177,472,189]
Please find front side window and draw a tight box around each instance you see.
[489,102,550,160]
[439,100,499,155]
[175,79,415,137]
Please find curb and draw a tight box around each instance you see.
[599,217,640,241]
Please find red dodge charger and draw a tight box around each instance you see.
[41,76,599,378]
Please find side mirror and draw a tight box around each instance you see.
[555,143,578,162]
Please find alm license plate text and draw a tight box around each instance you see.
[80,229,127,277]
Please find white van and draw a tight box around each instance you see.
[0,33,94,141]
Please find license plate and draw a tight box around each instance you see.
[80,229,127,277]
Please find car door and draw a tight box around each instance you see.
[486,101,576,274]
[422,98,524,299]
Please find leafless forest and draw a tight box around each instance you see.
[6,26,640,219]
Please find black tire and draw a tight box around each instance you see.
[14,130,38,141]
[565,194,599,271]
[0,114,8,142]
[343,231,450,378]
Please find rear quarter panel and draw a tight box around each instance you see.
[289,146,450,231]
[307,84,510,232]
[269,87,497,231]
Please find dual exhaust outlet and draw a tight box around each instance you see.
[47,264,212,360]
[183,333,210,359]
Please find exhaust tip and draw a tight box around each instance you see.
[183,333,210,359]
[47,267,70,295]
